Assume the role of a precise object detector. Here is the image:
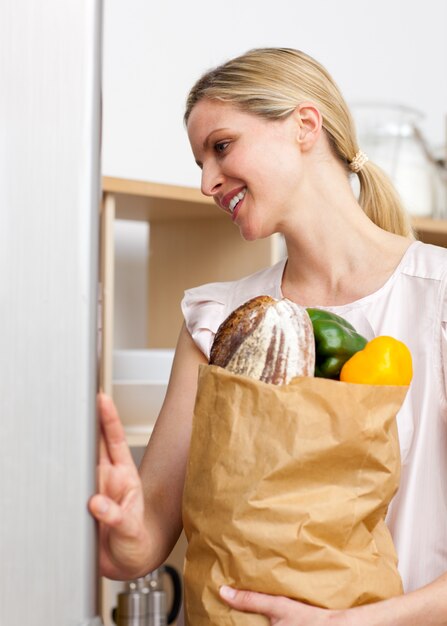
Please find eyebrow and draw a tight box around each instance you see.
[202,128,229,150]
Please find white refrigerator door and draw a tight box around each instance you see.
[0,1,103,624]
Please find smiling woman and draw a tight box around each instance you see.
[90,47,447,626]
[186,98,313,240]
[184,48,413,240]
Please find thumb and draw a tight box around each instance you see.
[219,585,287,618]
[89,494,123,526]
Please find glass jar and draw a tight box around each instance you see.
[351,103,439,217]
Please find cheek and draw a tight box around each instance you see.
[255,139,300,181]
[256,155,299,200]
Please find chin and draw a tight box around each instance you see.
[239,222,271,243]
[240,231,258,242]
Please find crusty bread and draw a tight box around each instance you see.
[209,295,315,384]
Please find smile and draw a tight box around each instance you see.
[229,188,247,214]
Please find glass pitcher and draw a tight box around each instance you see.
[351,103,439,217]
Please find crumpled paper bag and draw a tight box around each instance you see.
[182,364,408,625]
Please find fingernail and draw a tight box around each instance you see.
[220,585,237,599]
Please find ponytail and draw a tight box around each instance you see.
[356,161,415,238]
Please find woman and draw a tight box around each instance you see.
[90,48,447,624]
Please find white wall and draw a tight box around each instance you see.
[102,0,447,188]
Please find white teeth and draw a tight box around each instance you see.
[229,188,247,213]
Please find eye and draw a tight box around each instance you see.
[214,141,230,155]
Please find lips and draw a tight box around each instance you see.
[221,186,247,215]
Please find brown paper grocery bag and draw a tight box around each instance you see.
[182,365,408,625]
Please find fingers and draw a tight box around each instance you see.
[98,430,109,464]
[219,586,290,619]
[97,393,134,466]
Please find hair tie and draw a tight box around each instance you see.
[349,150,368,173]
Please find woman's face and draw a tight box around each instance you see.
[187,99,305,241]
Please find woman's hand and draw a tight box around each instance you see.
[88,393,150,580]
[219,586,350,626]
[89,325,207,581]
[220,573,447,626]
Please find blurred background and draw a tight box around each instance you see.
[103,0,446,188]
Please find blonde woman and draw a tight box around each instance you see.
[90,49,447,625]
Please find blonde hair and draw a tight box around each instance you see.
[185,48,414,238]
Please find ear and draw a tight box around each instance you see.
[293,102,323,151]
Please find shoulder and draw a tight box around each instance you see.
[181,259,286,358]
[399,242,447,321]
[401,241,447,281]
[390,241,447,332]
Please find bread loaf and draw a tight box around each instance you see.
[209,295,315,384]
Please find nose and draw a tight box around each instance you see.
[201,161,224,198]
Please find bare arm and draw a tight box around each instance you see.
[89,323,206,579]
[138,322,207,567]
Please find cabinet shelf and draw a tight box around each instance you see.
[113,349,174,447]
[103,176,211,205]
[102,176,447,246]
[101,177,284,355]
[103,176,215,221]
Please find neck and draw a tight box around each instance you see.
[278,167,411,306]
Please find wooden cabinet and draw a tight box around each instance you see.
[100,177,286,397]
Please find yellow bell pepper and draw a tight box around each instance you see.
[339,336,413,386]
